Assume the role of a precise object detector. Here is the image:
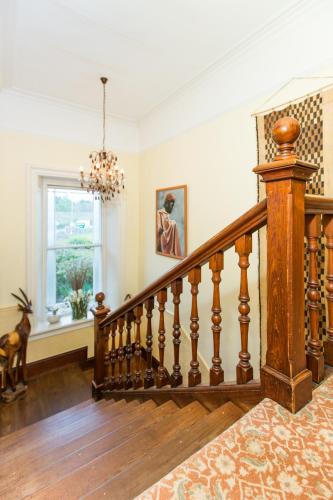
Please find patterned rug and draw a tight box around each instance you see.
[137,376,333,499]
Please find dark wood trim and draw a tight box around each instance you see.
[80,356,95,370]
[101,200,267,326]
[27,347,89,379]
[103,380,261,397]
[102,381,262,409]
[305,195,333,214]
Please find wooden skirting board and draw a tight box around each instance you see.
[0,346,92,386]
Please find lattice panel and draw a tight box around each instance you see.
[262,94,326,340]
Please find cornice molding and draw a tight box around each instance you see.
[0,88,139,152]
[140,0,316,121]
[139,0,333,150]
[4,87,136,123]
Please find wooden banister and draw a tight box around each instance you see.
[305,196,333,214]
[100,199,267,327]
[92,116,329,414]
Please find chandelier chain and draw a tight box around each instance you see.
[102,79,106,151]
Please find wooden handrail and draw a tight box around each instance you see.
[305,195,333,214]
[100,199,267,327]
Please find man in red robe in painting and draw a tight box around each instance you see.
[157,192,182,258]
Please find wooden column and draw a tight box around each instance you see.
[253,117,318,413]
[91,292,110,398]
[144,297,155,388]
[133,305,143,389]
[209,252,224,385]
[171,278,183,387]
[188,267,201,387]
[305,214,325,382]
[324,215,333,366]
[156,289,169,388]
[117,317,125,388]
[124,311,134,389]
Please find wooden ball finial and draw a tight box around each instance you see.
[272,116,300,160]
[95,291,105,309]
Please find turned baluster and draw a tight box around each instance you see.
[188,267,201,387]
[133,305,143,389]
[305,214,325,382]
[209,252,224,385]
[171,279,183,387]
[324,215,333,366]
[144,297,155,388]
[235,235,253,384]
[117,317,125,388]
[156,289,169,388]
[110,321,117,389]
[102,326,111,389]
[124,311,134,389]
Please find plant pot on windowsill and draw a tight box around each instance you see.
[68,290,91,321]
[47,314,61,324]
[46,306,61,324]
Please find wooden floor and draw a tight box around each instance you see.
[0,363,93,437]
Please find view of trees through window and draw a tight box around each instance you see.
[46,186,102,307]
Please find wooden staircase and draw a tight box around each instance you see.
[0,397,243,499]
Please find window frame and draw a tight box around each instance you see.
[27,166,109,337]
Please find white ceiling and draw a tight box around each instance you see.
[0,0,302,121]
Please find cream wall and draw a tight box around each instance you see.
[0,130,140,362]
[139,101,261,381]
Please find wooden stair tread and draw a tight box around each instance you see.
[0,396,111,451]
[0,399,144,489]
[25,401,208,499]
[86,401,244,499]
[0,399,131,465]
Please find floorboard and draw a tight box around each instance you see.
[0,363,93,437]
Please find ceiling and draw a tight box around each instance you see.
[1,0,302,121]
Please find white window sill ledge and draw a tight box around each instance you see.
[30,313,94,340]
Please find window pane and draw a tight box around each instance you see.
[46,247,96,305]
[48,187,101,247]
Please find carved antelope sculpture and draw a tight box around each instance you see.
[0,289,33,392]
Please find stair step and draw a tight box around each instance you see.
[0,397,111,460]
[26,401,208,499]
[0,399,129,466]
[4,400,175,499]
[0,401,157,497]
[86,401,244,499]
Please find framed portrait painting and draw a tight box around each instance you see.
[156,185,187,260]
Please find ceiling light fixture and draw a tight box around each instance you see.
[80,77,125,201]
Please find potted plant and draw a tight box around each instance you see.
[65,259,92,320]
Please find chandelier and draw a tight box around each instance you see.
[80,77,125,201]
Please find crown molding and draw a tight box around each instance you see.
[0,88,139,152]
[139,0,332,150]
[7,87,137,123]
[139,0,316,121]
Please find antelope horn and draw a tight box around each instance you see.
[19,288,29,305]
[11,293,27,307]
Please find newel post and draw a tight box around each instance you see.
[91,292,110,398]
[253,117,318,413]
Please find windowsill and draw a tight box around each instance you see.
[30,312,94,340]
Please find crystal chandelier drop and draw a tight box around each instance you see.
[80,77,125,201]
